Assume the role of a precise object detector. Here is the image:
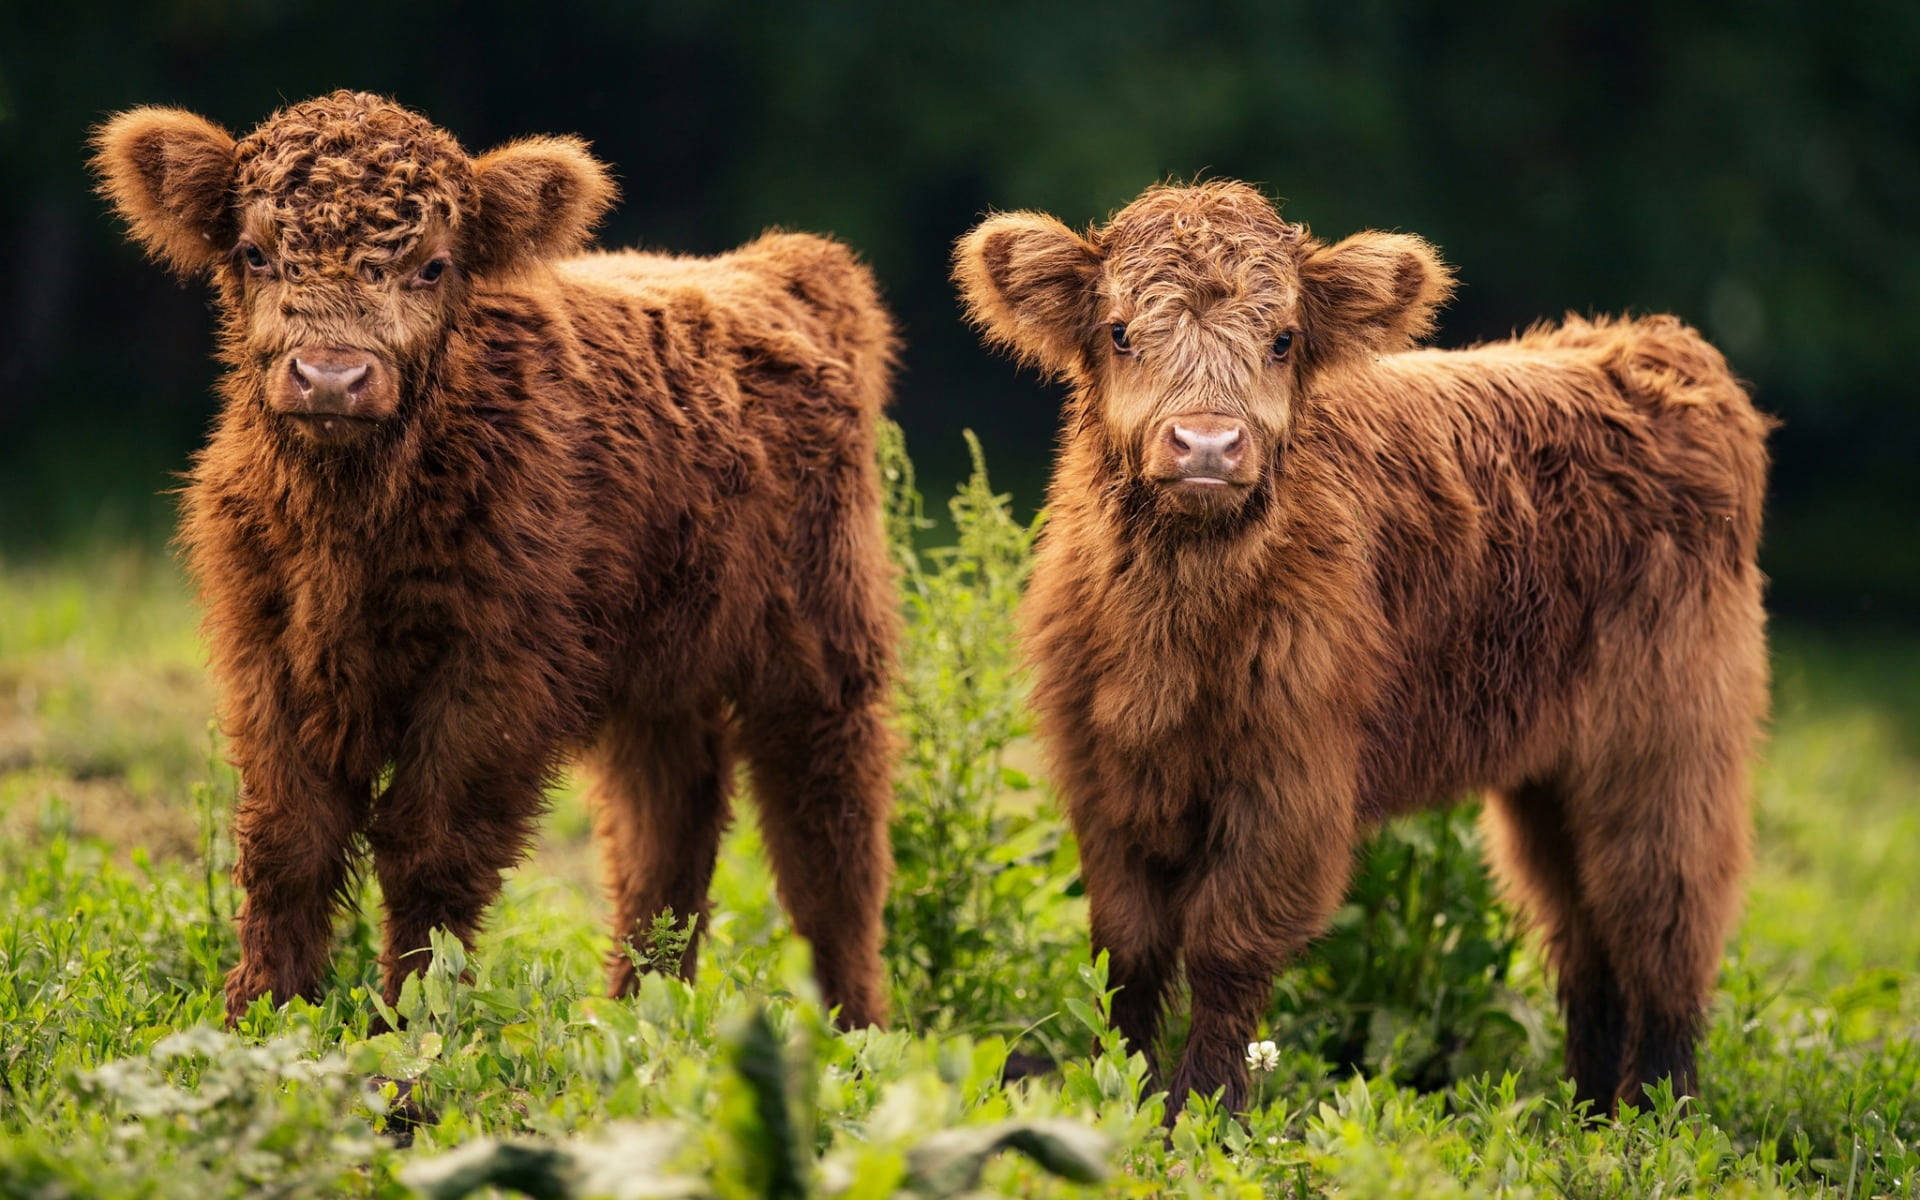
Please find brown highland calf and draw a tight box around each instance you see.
[956,181,1770,1115]
[92,91,899,1028]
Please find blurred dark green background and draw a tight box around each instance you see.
[3,1,1915,623]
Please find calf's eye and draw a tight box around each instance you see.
[1111,323,1133,354]
[241,244,269,272]
[412,257,448,288]
[1270,331,1295,361]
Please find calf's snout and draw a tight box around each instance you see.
[1155,414,1251,484]
[283,349,378,415]
[1167,419,1246,479]
[271,347,397,441]
[292,354,370,406]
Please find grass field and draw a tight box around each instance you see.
[1,433,1916,1197]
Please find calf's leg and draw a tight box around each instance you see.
[224,760,368,1024]
[1077,826,1181,1081]
[1561,581,1762,1107]
[1565,746,1749,1108]
[585,709,733,994]
[1482,780,1628,1111]
[1169,798,1357,1118]
[367,756,549,1006]
[739,695,894,1030]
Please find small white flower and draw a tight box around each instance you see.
[1245,1039,1280,1073]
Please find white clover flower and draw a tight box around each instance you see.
[1245,1039,1280,1073]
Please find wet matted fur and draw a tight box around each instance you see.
[92,91,900,1028]
[956,181,1770,1115]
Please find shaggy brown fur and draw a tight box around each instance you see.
[956,181,1770,1116]
[92,91,900,1028]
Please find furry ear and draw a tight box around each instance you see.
[468,136,617,273]
[954,211,1101,376]
[90,107,238,277]
[1298,231,1455,367]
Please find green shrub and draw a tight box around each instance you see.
[877,423,1085,1047]
[1273,810,1551,1092]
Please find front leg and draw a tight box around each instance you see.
[1168,774,1360,1119]
[224,732,371,1024]
[1075,818,1182,1084]
[189,506,375,1025]
[367,753,552,1003]
[366,647,565,1005]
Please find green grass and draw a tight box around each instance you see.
[1,429,1916,1197]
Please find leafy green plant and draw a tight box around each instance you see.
[878,422,1085,1045]
[1273,809,1548,1091]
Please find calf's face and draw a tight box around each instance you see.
[956,182,1453,522]
[92,91,614,447]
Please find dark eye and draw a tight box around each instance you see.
[414,258,447,286]
[240,244,268,272]
[1270,331,1295,361]
[1110,323,1133,354]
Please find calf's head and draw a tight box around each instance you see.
[92,91,615,447]
[956,181,1453,521]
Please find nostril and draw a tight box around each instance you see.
[289,358,314,393]
[1222,427,1243,450]
[1170,425,1195,454]
[340,364,371,394]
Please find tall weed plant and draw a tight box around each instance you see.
[878,423,1085,1046]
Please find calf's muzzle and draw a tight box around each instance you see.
[1166,418,1246,482]
[271,346,396,443]
[1149,413,1256,488]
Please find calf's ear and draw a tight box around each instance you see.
[1298,231,1455,367]
[954,212,1101,377]
[468,136,617,273]
[90,108,238,277]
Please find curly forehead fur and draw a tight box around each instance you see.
[1102,185,1303,330]
[234,90,474,276]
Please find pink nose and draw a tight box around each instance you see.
[289,353,368,395]
[289,351,373,412]
[1167,419,1246,477]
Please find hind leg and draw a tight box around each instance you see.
[1564,746,1750,1107]
[1483,781,1627,1111]
[739,693,894,1029]
[741,435,898,1028]
[1557,562,1765,1106]
[585,708,733,995]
